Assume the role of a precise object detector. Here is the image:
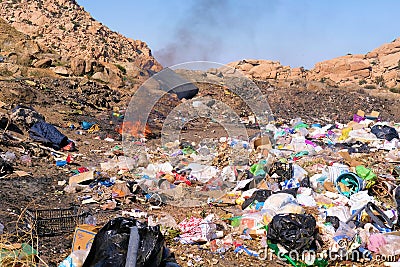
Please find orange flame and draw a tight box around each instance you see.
[117,121,151,138]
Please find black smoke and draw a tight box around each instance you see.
[155,0,231,66]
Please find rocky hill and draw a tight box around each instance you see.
[0,0,399,92]
[0,0,161,88]
[0,17,60,78]
[229,38,400,90]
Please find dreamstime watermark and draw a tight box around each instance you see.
[122,61,274,206]
[257,247,400,263]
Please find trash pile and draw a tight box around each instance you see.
[1,100,400,267]
[80,109,397,266]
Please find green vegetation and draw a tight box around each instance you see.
[86,70,94,78]
[22,19,33,25]
[374,75,384,86]
[364,85,376,89]
[359,79,367,85]
[389,87,400,94]
[54,60,66,67]
[72,21,80,31]
[115,64,127,75]
[0,69,13,76]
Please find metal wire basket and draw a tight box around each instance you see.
[24,206,88,236]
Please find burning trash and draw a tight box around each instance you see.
[117,121,152,138]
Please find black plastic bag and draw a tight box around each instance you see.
[242,189,272,209]
[335,141,370,154]
[371,125,399,141]
[83,217,175,267]
[268,162,293,190]
[268,162,293,182]
[300,176,311,188]
[267,213,317,252]
[242,188,298,210]
[279,188,298,197]
[0,158,13,177]
[325,216,340,230]
[29,121,69,150]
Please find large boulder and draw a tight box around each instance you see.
[70,58,86,76]
[50,66,69,76]
[33,58,52,68]
[91,62,123,87]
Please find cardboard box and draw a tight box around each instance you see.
[253,136,272,150]
[72,224,99,252]
[69,171,94,185]
[356,109,365,117]
[367,110,380,119]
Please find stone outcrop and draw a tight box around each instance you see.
[33,58,52,68]
[229,38,400,89]
[227,59,307,88]
[0,0,162,87]
[0,0,399,90]
[310,55,371,84]
[0,18,42,66]
[91,62,123,88]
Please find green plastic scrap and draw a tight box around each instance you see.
[112,145,122,151]
[274,130,287,139]
[0,243,38,264]
[267,242,299,267]
[250,163,266,177]
[182,146,196,155]
[310,258,328,267]
[290,151,309,159]
[356,165,376,181]
[294,123,309,130]
[356,165,376,188]
[229,216,242,227]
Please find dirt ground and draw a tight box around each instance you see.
[0,77,399,266]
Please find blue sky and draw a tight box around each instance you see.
[76,0,399,69]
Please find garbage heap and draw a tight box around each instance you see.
[94,110,398,266]
[1,106,400,267]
